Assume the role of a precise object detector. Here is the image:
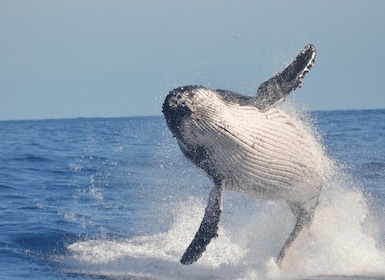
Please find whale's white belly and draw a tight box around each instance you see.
[191,104,324,203]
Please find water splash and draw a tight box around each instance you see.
[62,175,385,279]
[62,197,247,279]
[61,106,385,279]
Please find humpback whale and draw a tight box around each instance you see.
[162,45,324,267]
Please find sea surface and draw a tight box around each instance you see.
[0,109,385,279]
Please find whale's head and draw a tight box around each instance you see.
[162,86,231,141]
[162,85,256,137]
[162,85,235,182]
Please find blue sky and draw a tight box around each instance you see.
[1,0,384,120]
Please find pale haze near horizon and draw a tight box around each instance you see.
[1,0,384,121]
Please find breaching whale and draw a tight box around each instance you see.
[162,45,324,267]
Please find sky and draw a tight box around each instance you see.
[1,0,384,121]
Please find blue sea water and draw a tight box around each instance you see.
[0,109,385,279]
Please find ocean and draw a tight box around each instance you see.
[0,109,384,279]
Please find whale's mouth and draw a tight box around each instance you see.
[162,87,194,137]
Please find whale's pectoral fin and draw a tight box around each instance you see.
[276,201,315,266]
[180,184,223,265]
[255,44,317,112]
